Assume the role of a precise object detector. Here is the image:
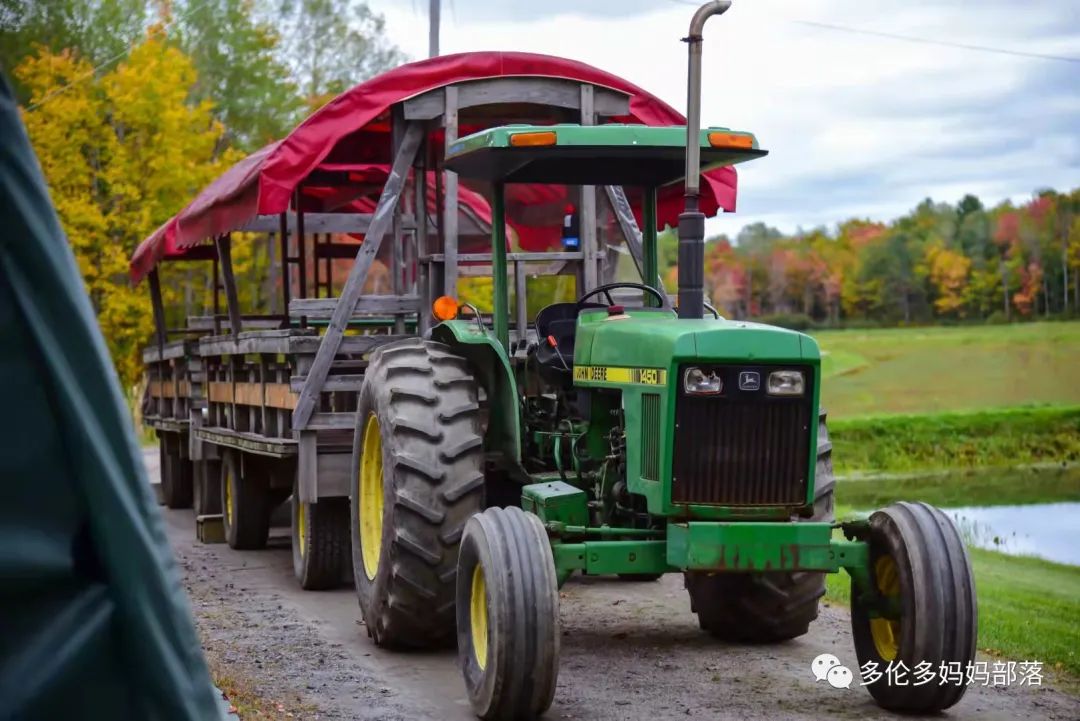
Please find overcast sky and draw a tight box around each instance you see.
[374,0,1079,237]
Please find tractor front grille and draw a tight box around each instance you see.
[671,365,812,506]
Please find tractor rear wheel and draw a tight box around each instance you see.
[852,501,976,712]
[220,450,270,550]
[350,339,486,648]
[456,507,559,721]
[291,472,349,590]
[685,409,835,642]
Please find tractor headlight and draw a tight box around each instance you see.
[683,367,723,395]
[767,370,805,396]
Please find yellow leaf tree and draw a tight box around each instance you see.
[18,33,239,386]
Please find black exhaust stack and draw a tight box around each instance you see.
[678,0,731,319]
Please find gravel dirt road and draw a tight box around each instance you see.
[148,451,1080,720]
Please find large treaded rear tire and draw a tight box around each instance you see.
[350,338,486,648]
[685,410,835,642]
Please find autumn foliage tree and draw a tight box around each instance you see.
[17,34,239,385]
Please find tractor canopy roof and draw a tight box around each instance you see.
[445,124,766,186]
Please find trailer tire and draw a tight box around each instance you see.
[350,338,486,648]
[685,409,835,642]
[852,502,976,712]
[220,450,270,550]
[193,459,222,516]
[456,507,560,720]
[292,473,349,590]
[160,439,193,509]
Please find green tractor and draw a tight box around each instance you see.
[349,2,976,718]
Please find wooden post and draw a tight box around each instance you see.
[296,192,308,304]
[292,123,424,430]
[443,85,459,296]
[147,268,167,355]
[580,84,598,292]
[214,233,243,339]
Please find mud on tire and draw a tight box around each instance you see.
[685,410,835,642]
[350,338,486,648]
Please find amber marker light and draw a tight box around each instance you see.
[432,295,459,321]
[509,131,557,147]
[707,132,754,149]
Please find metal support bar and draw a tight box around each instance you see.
[278,212,291,314]
[214,234,243,339]
[443,85,460,296]
[603,185,646,284]
[580,84,598,292]
[417,137,432,335]
[292,122,424,430]
[513,260,527,352]
[643,186,660,299]
[492,182,509,351]
[392,105,406,334]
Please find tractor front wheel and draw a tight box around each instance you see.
[456,507,560,721]
[851,501,976,713]
[350,339,486,648]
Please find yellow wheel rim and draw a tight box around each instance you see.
[359,413,384,581]
[869,554,902,661]
[470,564,489,670]
[296,496,307,559]
[224,465,234,525]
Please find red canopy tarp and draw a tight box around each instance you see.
[130,51,740,283]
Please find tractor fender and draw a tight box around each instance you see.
[431,320,522,465]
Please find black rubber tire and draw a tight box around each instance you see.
[685,409,836,642]
[193,459,222,516]
[456,507,559,721]
[291,472,349,590]
[350,338,486,648]
[160,439,194,509]
[220,450,270,550]
[852,501,977,712]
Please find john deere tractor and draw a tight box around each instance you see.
[349,2,977,718]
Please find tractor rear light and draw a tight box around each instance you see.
[767,370,805,396]
[432,295,459,321]
[707,131,754,149]
[683,367,722,395]
[509,131,557,147]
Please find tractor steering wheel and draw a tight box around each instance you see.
[575,282,670,311]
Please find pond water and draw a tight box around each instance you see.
[943,502,1080,566]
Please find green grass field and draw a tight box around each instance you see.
[813,322,1080,418]
[830,405,1080,474]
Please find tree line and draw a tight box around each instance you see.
[660,189,1080,328]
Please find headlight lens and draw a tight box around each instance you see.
[683,367,723,395]
[767,370,805,396]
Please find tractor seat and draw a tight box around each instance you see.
[532,302,603,379]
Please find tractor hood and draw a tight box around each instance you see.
[573,310,819,368]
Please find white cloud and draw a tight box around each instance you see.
[374,0,1080,235]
